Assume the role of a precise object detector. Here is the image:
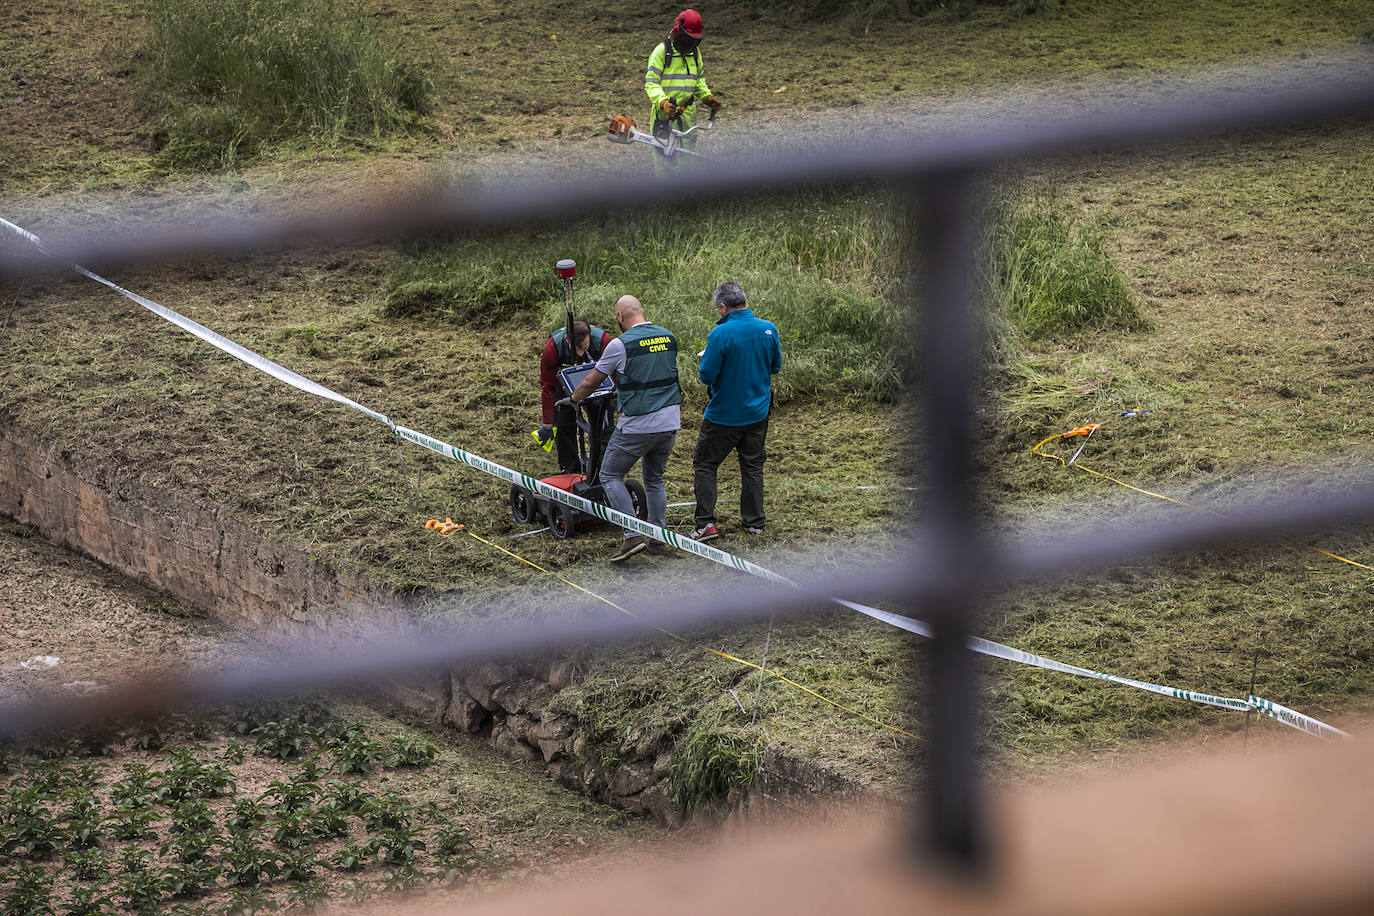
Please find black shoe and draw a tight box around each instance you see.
[610,536,647,562]
[646,540,666,557]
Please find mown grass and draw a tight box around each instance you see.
[137,0,435,169]
[2,0,1373,810]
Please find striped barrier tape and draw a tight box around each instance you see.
[2,215,1349,741]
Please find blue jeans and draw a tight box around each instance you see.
[598,429,676,539]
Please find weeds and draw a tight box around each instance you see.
[138,0,434,170]
[667,711,763,812]
[987,190,1145,340]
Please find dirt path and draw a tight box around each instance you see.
[0,516,243,708]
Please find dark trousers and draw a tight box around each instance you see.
[693,415,769,530]
[552,402,579,473]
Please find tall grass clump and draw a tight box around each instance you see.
[988,191,1144,340]
[386,186,912,403]
[668,713,762,812]
[139,0,433,170]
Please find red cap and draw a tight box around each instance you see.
[674,9,704,38]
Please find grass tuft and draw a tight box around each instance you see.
[138,0,434,170]
[668,711,762,812]
[989,190,1146,340]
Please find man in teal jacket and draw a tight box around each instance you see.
[690,281,781,541]
[644,9,722,173]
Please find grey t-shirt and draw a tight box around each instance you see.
[595,327,682,434]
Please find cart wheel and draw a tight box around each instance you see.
[510,485,536,524]
[625,479,649,520]
[549,503,578,539]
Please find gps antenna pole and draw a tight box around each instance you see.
[555,259,577,346]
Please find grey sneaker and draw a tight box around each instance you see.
[688,523,719,542]
[745,526,764,536]
[610,536,647,562]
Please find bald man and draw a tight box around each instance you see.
[570,295,682,562]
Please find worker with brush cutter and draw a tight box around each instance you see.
[644,9,722,175]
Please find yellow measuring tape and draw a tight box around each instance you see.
[429,522,918,740]
[1032,425,1374,572]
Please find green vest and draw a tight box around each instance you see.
[616,323,682,416]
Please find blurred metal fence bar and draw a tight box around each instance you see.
[911,171,987,868]
[0,51,1371,876]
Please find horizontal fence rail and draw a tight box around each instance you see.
[2,50,1372,876]
[1,54,1371,280]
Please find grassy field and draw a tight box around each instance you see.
[2,0,1372,825]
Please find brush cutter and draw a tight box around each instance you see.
[607,108,716,159]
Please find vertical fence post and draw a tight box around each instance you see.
[908,170,987,873]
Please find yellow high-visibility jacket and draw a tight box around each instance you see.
[644,40,712,131]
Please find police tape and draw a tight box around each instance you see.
[831,600,1349,739]
[2,214,1350,742]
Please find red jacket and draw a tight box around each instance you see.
[540,331,613,425]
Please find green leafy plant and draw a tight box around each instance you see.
[308,799,350,839]
[278,847,320,882]
[251,720,316,761]
[2,862,54,916]
[222,739,246,765]
[2,786,66,858]
[161,859,221,899]
[360,789,413,832]
[322,779,371,814]
[328,729,385,775]
[219,831,281,887]
[295,753,325,782]
[109,764,156,809]
[116,848,165,914]
[169,797,217,835]
[374,825,426,866]
[161,823,223,863]
[65,847,108,881]
[126,720,170,751]
[387,733,437,767]
[229,797,266,830]
[329,839,375,872]
[225,885,274,916]
[282,877,329,912]
[63,793,106,849]
[60,883,113,916]
[259,777,321,816]
[107,805,158,842]
[155,747,236,801]
[432,824,475,862]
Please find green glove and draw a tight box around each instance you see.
[533,425,555,452]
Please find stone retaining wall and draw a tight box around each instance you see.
[1,420,871,825]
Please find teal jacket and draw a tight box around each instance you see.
[699,309,781,426]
